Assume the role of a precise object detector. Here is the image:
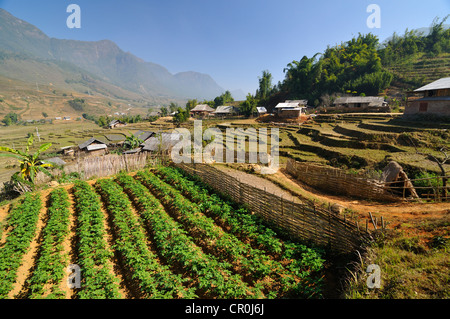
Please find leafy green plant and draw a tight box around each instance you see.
[116,172,255,299]
[0,135,52,184]
[0,193,42,298]
[28,188,71,299]
[72,181,122,299]
[95,178,195,299]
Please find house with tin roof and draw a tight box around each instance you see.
[332,96,388,111]
[275,100,308,118]
[404,77,450,117]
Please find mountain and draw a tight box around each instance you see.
[0,8,224,102]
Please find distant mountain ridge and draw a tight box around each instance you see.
[0,8,224,102]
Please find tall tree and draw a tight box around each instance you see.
[256,70,273,101]
[214,91,234,107]
[240,93,258,117]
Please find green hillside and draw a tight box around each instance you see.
[386,52,450,93]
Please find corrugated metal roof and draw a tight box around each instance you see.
[285,100,308,105]
[133,130,154,141]
[275,102,306,109]
[190,104,215,112]
[257,107,267,113]
[213,105,235,113]
[414,77,450,92]
[333,96,385,104]
[87,144,107,151]
[78,137,106,150]
[141,133,183,152]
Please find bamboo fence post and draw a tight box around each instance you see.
[369,212,377,230]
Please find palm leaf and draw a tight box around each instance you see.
[37,165,53,177]
[26,135,34,154]
[32,143,52,161]
[0,153,23,160]
[0,146,27,157]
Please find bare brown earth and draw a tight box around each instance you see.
[215,165,449,234]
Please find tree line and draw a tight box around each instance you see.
[250,16,449,112]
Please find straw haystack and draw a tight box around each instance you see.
[381,161,419,198]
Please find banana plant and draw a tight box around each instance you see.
[0,135,53,183]
[123,131,144,150]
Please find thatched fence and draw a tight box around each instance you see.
[175,162,372,256]
[285,158,401,202]
[68,153,149,179]
[34,153,162,183]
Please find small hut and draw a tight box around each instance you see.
[78,137,108,156]
[133,130,155,143]
[257,107,267,115]
[108,119,127,129]
[274,100,308,118]
[190,104,215,117]
[141,133,182,154]
[213,105,237,117]
[381,161,419,199]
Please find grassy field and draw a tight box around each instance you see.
[0,116,180,185]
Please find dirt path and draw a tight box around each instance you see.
[215,165,450,229]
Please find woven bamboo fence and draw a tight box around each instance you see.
[65,153,156,179]
[285,158,401,202]
[383,175,450,202]
[33,153,157,183]
[175,162,372,256]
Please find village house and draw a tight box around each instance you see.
[133,130,155,143]
[332,96,389,112]
[213,105,237,117]
[256,106,267,116]
[108,119,127,129]
[404,77,450,117]
[59,145,75,157]
[190,104,215,118]
[122,130,155,154]
[275,100,308,118]
[78,137,108,156]
[141,132,182,154]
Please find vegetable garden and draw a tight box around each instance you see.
[0,165,325,299]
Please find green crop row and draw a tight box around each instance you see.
[154,165,283,255]
[72,181,122,299]
[95,178,195,299]
[28,188,71,299]
[116,172,259,299]
[0,193,42,298]
[156,166,325,278]
[137,170,316,297]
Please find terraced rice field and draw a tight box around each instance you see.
[279,116,450,175]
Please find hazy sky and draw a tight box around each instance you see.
[1,0,449,96]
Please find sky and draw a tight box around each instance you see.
[0,0,449,97]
